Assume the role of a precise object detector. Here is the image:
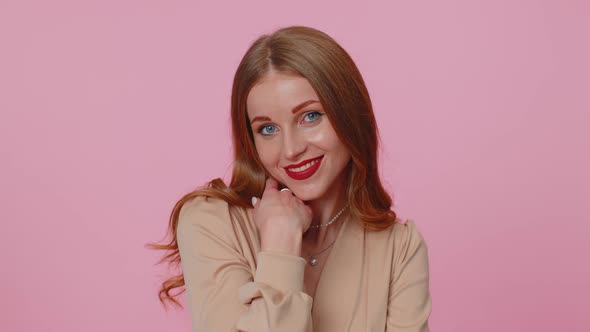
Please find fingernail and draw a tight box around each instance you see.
[251,197,258,206]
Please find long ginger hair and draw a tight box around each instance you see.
[147,25,399,309]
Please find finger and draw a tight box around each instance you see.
[279,188,294,199]
[263,177,279,194]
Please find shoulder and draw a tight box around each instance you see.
[176,195,257,250]
[389,220,429,276]
[179,195,231,223]
[177,195,234,243]
[391,219,427,250]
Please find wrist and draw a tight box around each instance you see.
[260,226,303,256]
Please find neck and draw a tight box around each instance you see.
[302,179,348,249]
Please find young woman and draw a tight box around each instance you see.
[150,25,432,331]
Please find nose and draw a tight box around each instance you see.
[282,128,307,161]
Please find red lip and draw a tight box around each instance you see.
[283,156,324,181]
[283,156,324,169]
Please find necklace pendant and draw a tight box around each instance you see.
[309,256,319,266]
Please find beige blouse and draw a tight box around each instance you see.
[176,195,432,331]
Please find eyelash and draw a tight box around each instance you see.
[257,111,324,136]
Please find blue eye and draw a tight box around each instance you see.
[258,124,277,136]
[257,111,324,136]
[303,111,323,123]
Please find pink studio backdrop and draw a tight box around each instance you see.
[1,1,588,331]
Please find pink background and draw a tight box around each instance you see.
[1,1,588,331]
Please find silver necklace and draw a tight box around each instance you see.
[307,204,348,230]
[304,204,348,266]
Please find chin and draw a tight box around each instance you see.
[290,184,327,202]
[276,171,336,202]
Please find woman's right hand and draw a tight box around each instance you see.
[251,177,313,256]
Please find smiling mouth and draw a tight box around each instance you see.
[283,156,324,180]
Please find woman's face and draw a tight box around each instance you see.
[246,69,351,202]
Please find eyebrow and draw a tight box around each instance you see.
[250,99,320,124]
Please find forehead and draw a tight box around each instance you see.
[246,71,319,115]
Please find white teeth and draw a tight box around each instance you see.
[288,159,319,172]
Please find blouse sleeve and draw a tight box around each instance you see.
[176,196,313,332]
[386,220,432,332]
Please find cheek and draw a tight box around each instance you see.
[318,131,350,165]
[255,140,281,166]
[311,127,344,152]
